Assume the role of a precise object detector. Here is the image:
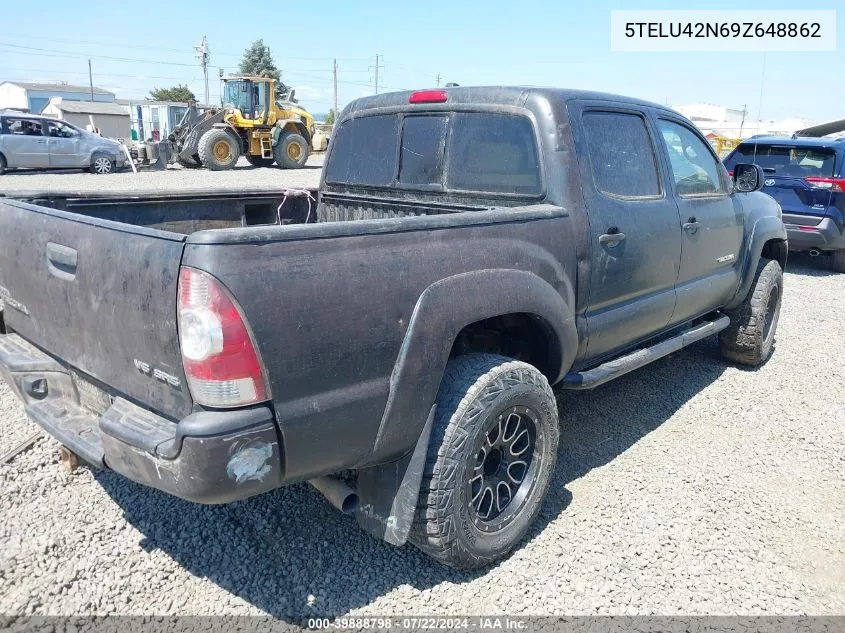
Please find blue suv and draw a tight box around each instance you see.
[724,136,845,271]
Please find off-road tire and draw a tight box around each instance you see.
[89,153,114,175]
[831,249,845,273]
[198,128,241,171]
[720,258,783,366]
[273,132,309,169]
[246,155,275,168]
[409,354,559,569]
[177,155,201,169]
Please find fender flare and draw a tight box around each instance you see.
[204,121,244,154]
[355,269,577,545]
[725,215,787,310]
[274,121,312,146]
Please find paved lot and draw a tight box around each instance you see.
[0,241,843,617]
[0,154,323,196]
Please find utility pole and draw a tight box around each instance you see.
[370,54,384,94]
[333,58,338,121]
[739,104,748,137]
[195,36,210,105]
[88,59,94,102]
[436,73,441,87]
[756,52,767,125]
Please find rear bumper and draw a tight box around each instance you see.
[783,216,845,252]
[0,333,283,504]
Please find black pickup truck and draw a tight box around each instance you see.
[0,87,786,569]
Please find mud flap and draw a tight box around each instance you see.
[355,405,435,546]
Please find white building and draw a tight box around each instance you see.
[0,81,115,113]
[116,100,215,142]
[41,98,132,141]
[673,103,826,140]
[674,103,746,124]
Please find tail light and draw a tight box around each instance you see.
[727,171,733,178]
[805,177,845,192]
[178,267,268,407]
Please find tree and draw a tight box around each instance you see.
[324,109,336,125]
[149,84,196,102]
[238,39,281,81]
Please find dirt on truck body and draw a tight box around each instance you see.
[0,86,786,569]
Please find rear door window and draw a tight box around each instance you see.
[399,115,448,185]
[724,144,836,178]
[3,118,44,136]
[446,113,541,195]
[325,114,400,186]
[582,111,661,198]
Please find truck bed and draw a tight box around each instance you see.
[3,188,495,236]
[0,189,561,428]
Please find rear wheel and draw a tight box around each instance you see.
[831,249,845,273]
[720,258,783,366]
[246,155,275,168]
[89,154,114,175]
[198,128,241,171]
[273,131,309,169]
[409,353,559,569]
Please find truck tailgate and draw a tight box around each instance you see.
[0,199,191,419]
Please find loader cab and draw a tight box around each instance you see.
[221,77,271,123]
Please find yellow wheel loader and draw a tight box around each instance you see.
[170,76,315,171]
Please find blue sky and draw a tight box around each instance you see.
[0,0,840,120]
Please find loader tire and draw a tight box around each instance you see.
[177,155,201,169]
[198,129,240,171]
[273,132,309,169]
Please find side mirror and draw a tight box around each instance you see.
[733,163,765,193]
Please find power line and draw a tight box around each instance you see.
[0,42,199,67]
[0,31,197,54]
[0,32,373,63]
[1,66,202,82]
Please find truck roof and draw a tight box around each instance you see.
[737,135,845,148]
[345,86,672,115]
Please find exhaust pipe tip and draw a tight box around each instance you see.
[308,476,359,514]
[809,248,821,257]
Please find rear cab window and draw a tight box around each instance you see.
[725,144,837,178]
[326,111,542,196]
[399,115,448,185]
[324,114,399,186]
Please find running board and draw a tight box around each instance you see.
[562,315,731,390]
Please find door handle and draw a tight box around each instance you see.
[46,242,78,280]
[599,228,626,245]
[683,216,700,234]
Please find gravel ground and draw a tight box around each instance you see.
[0,154,323,195]
[0,252,843,620]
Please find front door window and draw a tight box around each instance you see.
[658,120,726,196]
